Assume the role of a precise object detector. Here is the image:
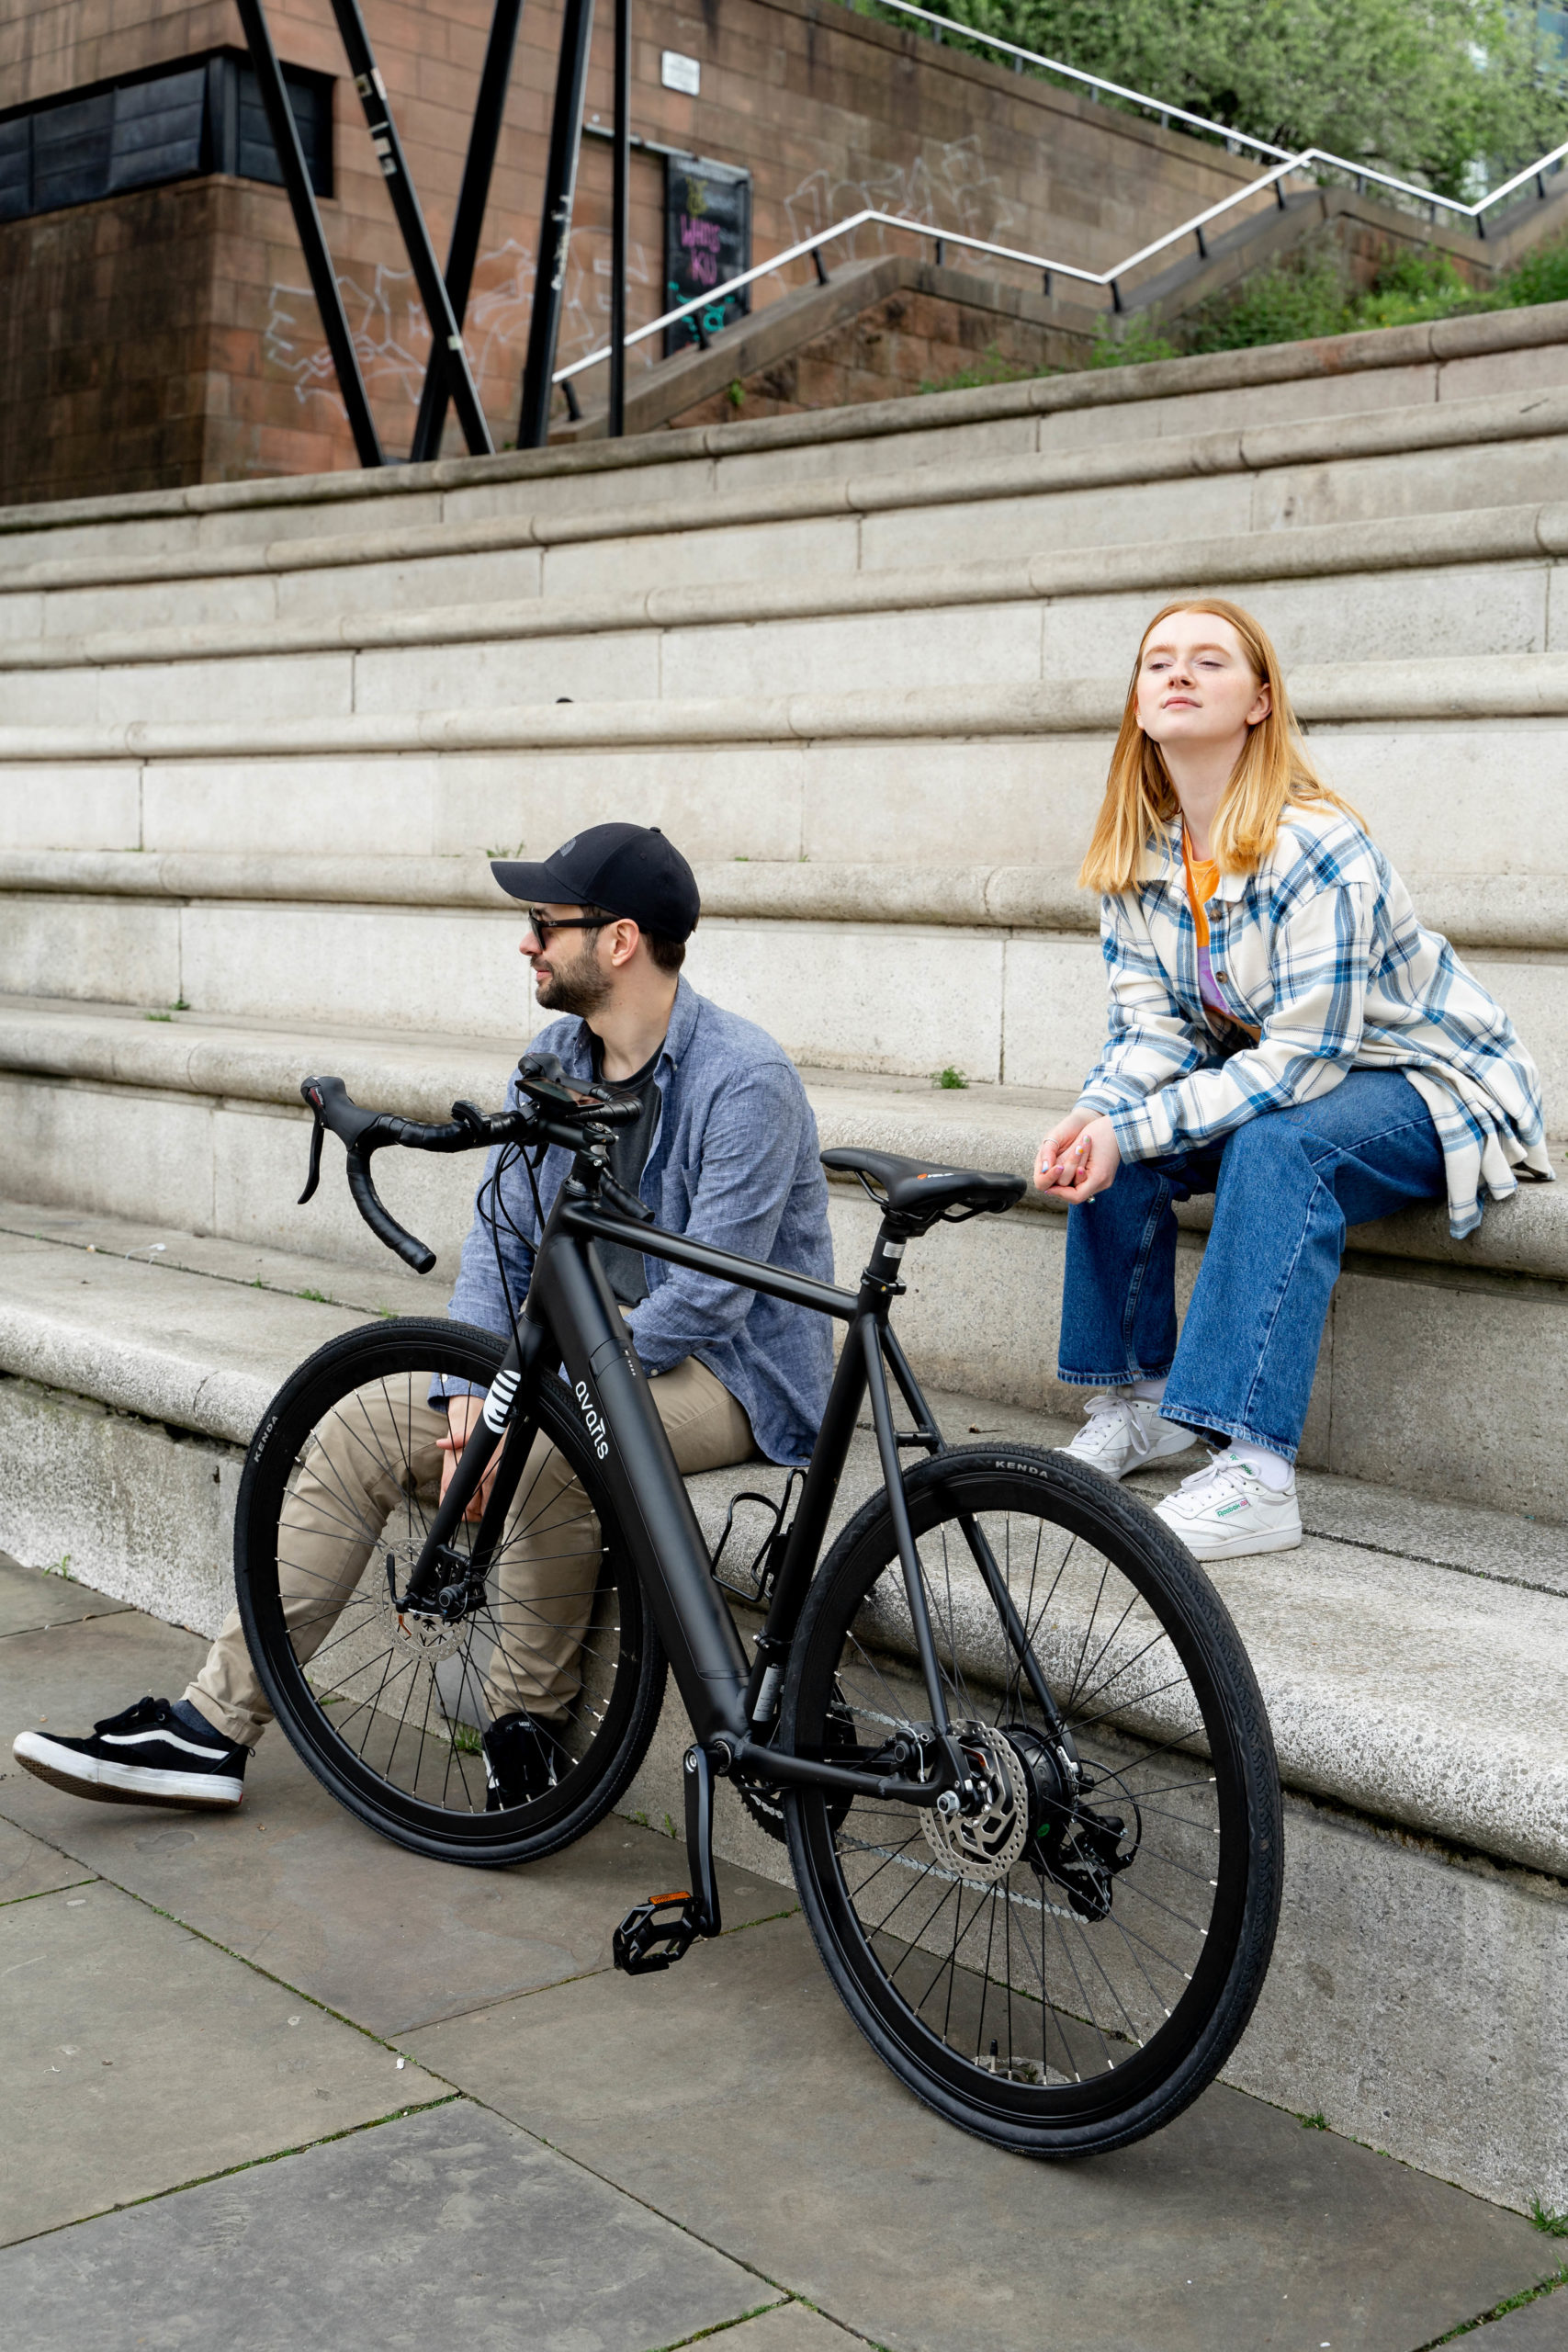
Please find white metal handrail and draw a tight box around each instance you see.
[554,8,1568,396]
[868,0,1568,224]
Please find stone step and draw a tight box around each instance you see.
[1,1001,1564,1521]
[3,510,1568,741]
[2,661,1567,881]
[4,398,1568,646]
[0,1195,1562,2213]
[2,856,1565,1102]
[3,300,1567,574]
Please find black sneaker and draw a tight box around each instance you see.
[12,1696,248,1812]
[481,1711,562,1811]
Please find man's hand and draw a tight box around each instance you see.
[1035,1110,1122,1204]
[436,1396,497,1522]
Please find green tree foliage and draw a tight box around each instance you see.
[867,0,1563,196]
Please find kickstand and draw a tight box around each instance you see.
[613,1744,724,1975]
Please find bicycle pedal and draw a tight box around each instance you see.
[613,1889,703,1976]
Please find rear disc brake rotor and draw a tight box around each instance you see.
[919,1724,1029,1883]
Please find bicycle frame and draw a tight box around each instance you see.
[393,1154,1060,1815]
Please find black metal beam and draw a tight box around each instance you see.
[410,0,527,465]
[608,0,630,437]
[517,0,596,448]
[326,0,494,458]
[233,0,383,469]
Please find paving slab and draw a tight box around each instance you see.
[1472,2283,1568,2346]
[0,1552,130,1635]
[0,1815,92,1905]
[402,1912,1547,2352]
[1,1879,445,2245]
[0,2097,777,2351]
[0,1606,794,2035]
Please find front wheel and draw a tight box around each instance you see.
[783,1444,1281,2157]
[234,1317,666,1865]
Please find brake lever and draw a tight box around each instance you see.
[298,1110,326,1205]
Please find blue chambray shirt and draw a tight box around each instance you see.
[439,978,835,1464]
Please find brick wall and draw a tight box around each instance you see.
[1,0,1269,498]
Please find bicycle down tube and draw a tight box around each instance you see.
[386,1162,972,1807]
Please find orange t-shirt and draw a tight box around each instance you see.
[1182,830,1260,1041]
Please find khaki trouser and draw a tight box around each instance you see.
[187,1354,754,1747]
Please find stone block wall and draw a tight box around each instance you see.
[1,0,1268,498]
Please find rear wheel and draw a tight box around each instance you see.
[783,1444,1281,2155]
[235,1317,666,1865]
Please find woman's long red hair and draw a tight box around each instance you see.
[1077,597,1359,894]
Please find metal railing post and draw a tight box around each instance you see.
[410,0,526,465]
[608,0,630,438]
[234,0,383,469]
[518,0,596,447]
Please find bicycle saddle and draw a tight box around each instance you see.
[820,1146,1024,1233]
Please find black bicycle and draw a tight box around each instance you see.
[233,1053,1282,2157]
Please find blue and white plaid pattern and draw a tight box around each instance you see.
[1077,808,1552,1238]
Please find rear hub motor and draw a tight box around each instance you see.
[919,1724,1029,1883]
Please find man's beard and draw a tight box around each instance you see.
[534,940,611,1018]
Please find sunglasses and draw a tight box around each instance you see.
[525,908,604,941]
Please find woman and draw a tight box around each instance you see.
[1037,597,1551,1561]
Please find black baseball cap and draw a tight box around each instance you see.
[491,822,701,942]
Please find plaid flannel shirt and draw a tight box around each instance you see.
[1077,806,1552,1239]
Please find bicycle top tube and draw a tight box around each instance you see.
[299,1047,1024,1292]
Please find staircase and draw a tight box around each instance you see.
[2,300,1566,2215]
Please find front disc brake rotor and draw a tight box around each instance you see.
[378,1542,472,1664]
[919,1724,1029,1883]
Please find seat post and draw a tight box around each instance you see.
[860,1218,911,1301]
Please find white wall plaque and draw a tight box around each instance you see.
[660,50,701,96]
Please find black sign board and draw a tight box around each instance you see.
[663,153,751,357]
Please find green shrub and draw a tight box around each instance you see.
[1499,237,1568,309]
[918,343,1039,394]
[1088,317,1180,368]
[1184,253,1352,352]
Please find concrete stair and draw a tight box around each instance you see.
[2,307,1566,2211]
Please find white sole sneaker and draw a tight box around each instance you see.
[1154,1469,1303,1562]
[1060,1395,1198,1483]
[1156,1516,1303,1562]
[13,1731,245,1811]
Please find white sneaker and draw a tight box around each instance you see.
[1154,1453,1303,1561]
[1061,1392,1197,1482]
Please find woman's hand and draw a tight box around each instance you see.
[1035,1107,1092,1191]
[1035,1111,1121,1204]
[437,1396,497,1522]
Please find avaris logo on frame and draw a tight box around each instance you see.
[575,1380,610,1459]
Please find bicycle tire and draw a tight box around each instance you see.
[782,1443,1281,2157]
[234,1317,666,1866]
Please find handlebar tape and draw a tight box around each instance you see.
[299,1075,437,1275]
[344,1148,436,1275]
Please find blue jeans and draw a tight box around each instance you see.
[1057,1070,1446,1463]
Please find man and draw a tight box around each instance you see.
[14,822,834,1814]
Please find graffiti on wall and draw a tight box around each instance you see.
[265,234,657,424]
[783,137,1022,261]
